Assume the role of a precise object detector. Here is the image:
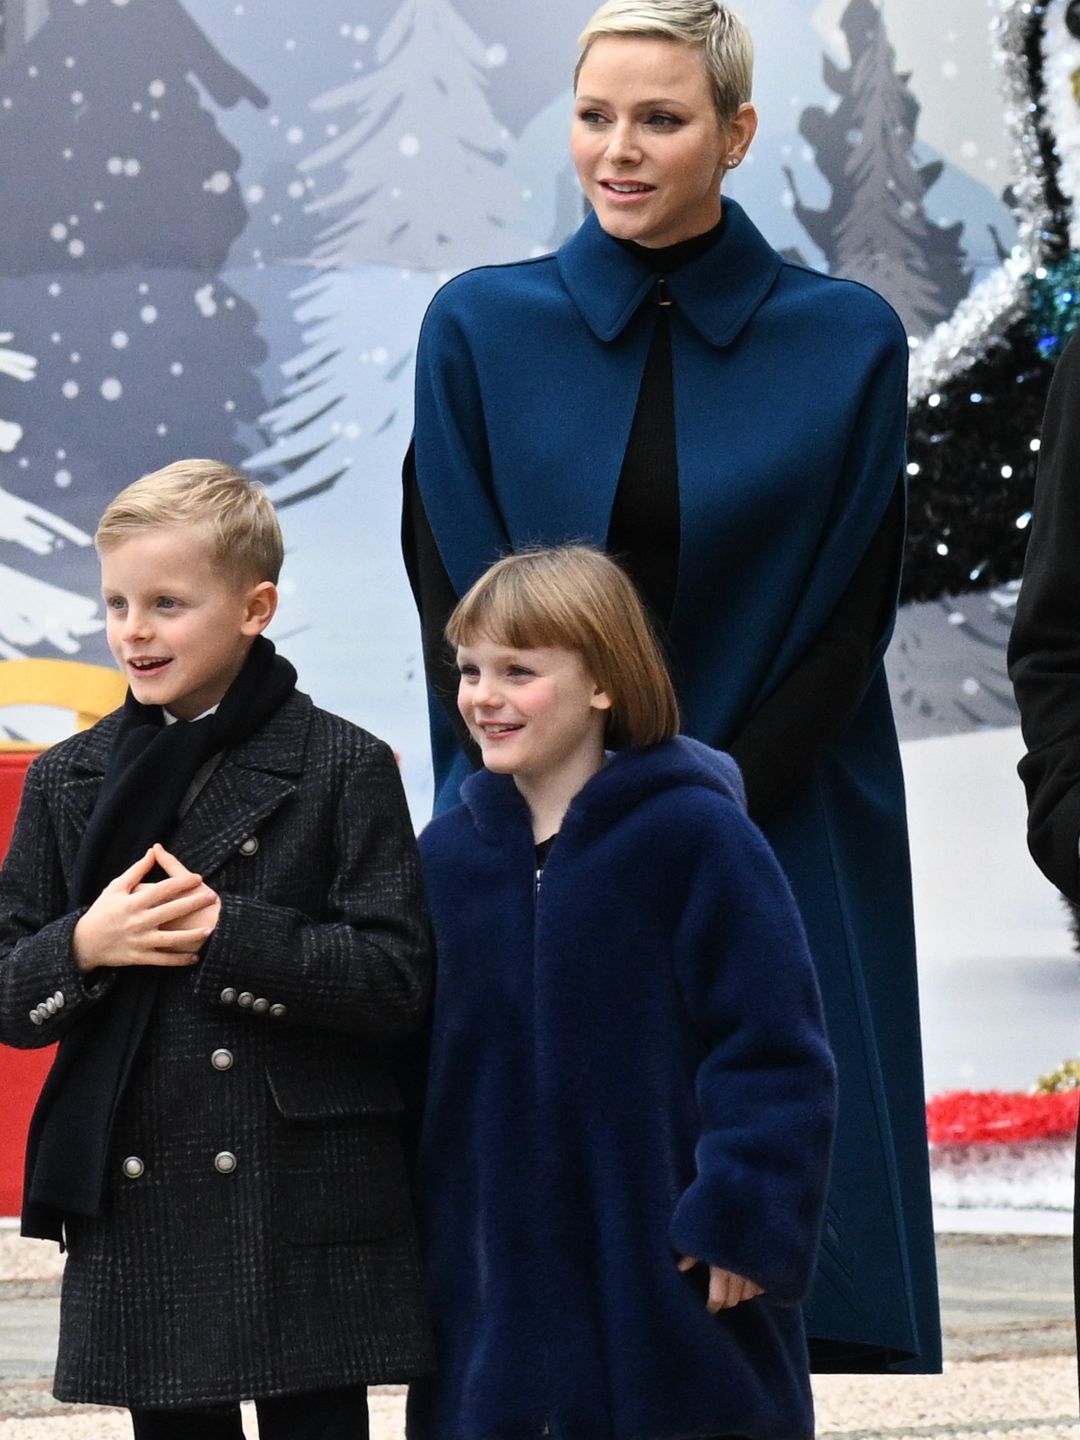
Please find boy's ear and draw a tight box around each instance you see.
[241,580,278,637]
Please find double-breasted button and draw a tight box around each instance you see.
[211,1049,234,1072]
[29,1008,43,1026]
[237,992,254,1009]
[122,1156,145,1179]
[214,1151,237,1175]
[220,988,238,1005]
[269,1004,287,1019]
[252,997,270,1016]
[238,836,259,857]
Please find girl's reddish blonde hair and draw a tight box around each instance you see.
[447,545,680,749]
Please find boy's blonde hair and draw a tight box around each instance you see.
[447,545,680,750]
[95,459,284,587]
[575,0,754,123]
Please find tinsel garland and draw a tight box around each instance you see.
[1034,1055,1080,1093]
[926,1088,1079,1145]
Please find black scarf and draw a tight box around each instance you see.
[22,636,297,1242]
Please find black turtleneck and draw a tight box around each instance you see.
[401,216,900,823]
[606,217,727,633]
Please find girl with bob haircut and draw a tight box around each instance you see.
[408,545,838,1440]
[444,543,680,749]
[405,0,938,1375]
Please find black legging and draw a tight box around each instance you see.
[129,1386,368,1440]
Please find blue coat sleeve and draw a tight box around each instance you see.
[668,799,837,1304]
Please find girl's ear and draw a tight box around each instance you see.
[590,686,613,713]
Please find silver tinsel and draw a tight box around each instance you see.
[907,259,1027,403]
[908,0,1071,403]
[1041,0,1080,251]
[996,0,1057,261]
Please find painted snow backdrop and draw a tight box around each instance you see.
[0,0,1059,804]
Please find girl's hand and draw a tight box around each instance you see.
[73,848,216,973]
[677,1255,764,1313]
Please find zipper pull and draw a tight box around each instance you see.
[656,277,673,307]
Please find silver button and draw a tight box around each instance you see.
[238,836,259,856]
[43,997,57,1016]
[237,992,254,1009]
[211,1049,234,1072]
[220,988,238,1005]
[252,998,269,1016]
[122,1156,145,1180]
[53,991,65,1009]
[29,1008,43,1026]
[269,1004,287,1019]
[214,1151,237,1175]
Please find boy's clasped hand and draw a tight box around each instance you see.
[72,842,220,974]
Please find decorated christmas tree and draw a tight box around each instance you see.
[902,0,1080,603]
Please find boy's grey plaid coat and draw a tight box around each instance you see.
[0,692,435,1408]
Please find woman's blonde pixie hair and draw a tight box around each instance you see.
[95,459,284,587]
[575,0,754,123]
[447,545,680,750]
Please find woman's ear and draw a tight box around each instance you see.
[590,686,614,713]
[722,102,759,169]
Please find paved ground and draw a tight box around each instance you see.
[0,1229,1076,1438]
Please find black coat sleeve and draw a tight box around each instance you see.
[401,440,481,766]
[1007,332,1080,900]
[728,485,903,825]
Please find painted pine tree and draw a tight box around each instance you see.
[248,0,531,503]
[0,0,46,57]
[784,0,970,336]
[0,0,272,572]
[0,326,101,659]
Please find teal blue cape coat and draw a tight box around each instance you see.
[410,198,940,1372]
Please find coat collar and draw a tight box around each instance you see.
[63,689,312,784]
[59,691,313,876]
[556,198,784,347]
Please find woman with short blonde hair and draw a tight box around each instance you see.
[405,0,938,1393]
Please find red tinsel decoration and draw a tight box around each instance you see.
[927,1089,1080,1146]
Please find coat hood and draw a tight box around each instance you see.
[458,737,745,846]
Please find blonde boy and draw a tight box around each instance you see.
[0,460,432,1440]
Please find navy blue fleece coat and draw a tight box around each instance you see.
[408,739,837,1440]
[411,198,939,1370]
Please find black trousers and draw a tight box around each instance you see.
[129,1386,369,1440]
